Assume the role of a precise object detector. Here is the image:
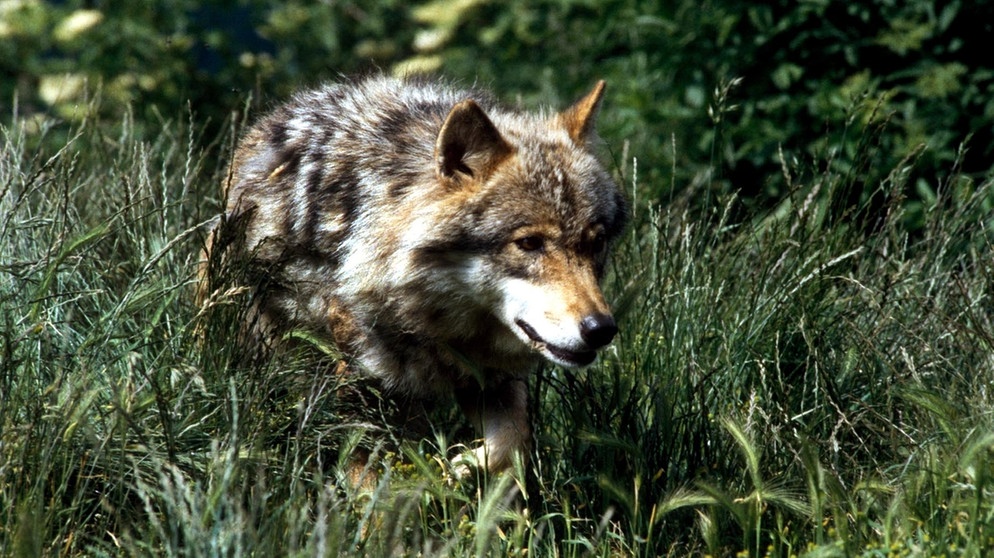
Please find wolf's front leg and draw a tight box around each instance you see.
[454,378,530,474]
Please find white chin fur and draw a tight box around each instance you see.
[494,278,598,367]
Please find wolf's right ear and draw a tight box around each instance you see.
[559,80,606,145]
[436,100,513,181]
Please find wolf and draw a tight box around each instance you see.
[207,75,627,473]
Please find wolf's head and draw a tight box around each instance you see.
[418,81,628,368]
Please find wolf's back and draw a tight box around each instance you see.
[218,79,482,339]
[226,78,489,262]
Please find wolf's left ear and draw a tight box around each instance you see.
[436,100,513,181]
[559,80,606,145]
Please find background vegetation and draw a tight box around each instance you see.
[2,0,993,556]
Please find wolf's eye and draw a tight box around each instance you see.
[588,231,607,254]
[515,235,545,252]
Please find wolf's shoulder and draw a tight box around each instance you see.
[275,75,499,119]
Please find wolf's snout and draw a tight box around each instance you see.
[579,313,618,349]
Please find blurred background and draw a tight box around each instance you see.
[2,0,992,227]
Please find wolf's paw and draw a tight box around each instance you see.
[449,445,486,482]
[448,442,522,482]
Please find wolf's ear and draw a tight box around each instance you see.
[436,100,513,180]
[559,80,606,144]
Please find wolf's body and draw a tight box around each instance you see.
[212,75,627,471]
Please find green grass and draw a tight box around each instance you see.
[2,99,993,557]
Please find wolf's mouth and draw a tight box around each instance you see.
[515,319,597,367]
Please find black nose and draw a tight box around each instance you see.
[579,313,618,349]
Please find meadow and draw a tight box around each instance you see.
[3,4,994,556]
[2,82,992,557]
